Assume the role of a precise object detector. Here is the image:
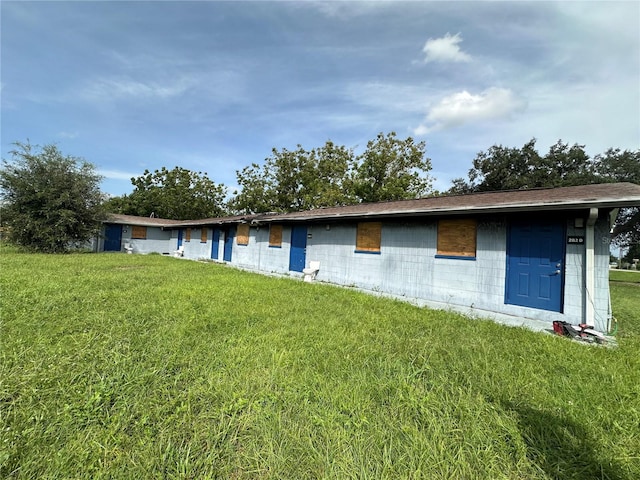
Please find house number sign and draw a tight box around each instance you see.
[567,236,585,245]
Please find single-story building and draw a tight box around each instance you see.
[98,214,177,254]
[99,183,640,333]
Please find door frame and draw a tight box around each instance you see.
[288,225,307,272]
[177,229,183,249]
[211,228,220,260]
[223,227,235,262]
[104,224,123,252]
[505,218,566,313]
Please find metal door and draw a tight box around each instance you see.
[506,220,565,312]
[223,227,235,262]
[289,226,307,272]
[211,229,220,260]
[104,224,122,251]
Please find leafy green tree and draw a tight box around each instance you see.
[231,133,434,213]
[595,148,640,247]
[449,139,639,247]
[105,167,227,220]
[230,141,354,214]
[541,140,596,187]
[451,138,598,194]
[351,132,433,203]
[622,243,640,266]
[228,163,276,214]
[0,141,106,253]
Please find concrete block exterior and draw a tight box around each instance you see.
[126,227,172,254]
[194,214,612,332]
[178,228,211,259]
[97,224,173,254]
[100,210,616,333]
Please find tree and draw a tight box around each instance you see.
[594,148,640,247]
[303,141,356,209]
[450,138,598,194]
[0,141,106,253]
[351,132,433,203]
[449,139,639,247]
[105,167,227,220]
[228,163,275,214]
[622,243,640,266]
[230,141,354,214]
[230,133,435,213]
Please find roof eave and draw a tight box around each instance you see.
[258,199,638,223]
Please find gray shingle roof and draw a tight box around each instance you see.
[105,214,179,227]
[106,183,640,227]
[258,183,640,223]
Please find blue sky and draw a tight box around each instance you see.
[2,1,639,197]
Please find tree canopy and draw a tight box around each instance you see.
[351,132,433,203]
[0,141,106,253]
[105,167,227,220]
[229,141,354,214]
[230,132,434,214]
[449,138,640,247]
[450,139,599,193]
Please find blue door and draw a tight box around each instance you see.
[211,229,220,260]
[223,227,235,262]
[104,224,122,251]
[289,226,307,272]
[506,220,565,312]
[177,229,183,249]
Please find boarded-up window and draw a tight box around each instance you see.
[237,224,250,246]
[355,222,382,253]
[132,226,147,239]
[269,224,283,247]
[185,228,191,242]
[437,219,477,258]
[201,228,208,243]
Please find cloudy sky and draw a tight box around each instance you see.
[2,1,639,197]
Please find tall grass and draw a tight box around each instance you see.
[1,249,638,479]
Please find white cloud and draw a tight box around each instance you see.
[80,76,194,103]
[414,87,527,134]
[422,32,471,64]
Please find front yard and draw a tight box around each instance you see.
[1,249,638,479]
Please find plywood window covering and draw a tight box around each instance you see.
[437,219,477,258]
[355,222,382,253]
[200,228,207,243]
[269,224,283,247]
[237,224,250,246]
[185,228,191,242]
[131,226,147,239]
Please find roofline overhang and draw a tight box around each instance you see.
[160,216,262,229]
[103,219,176,228]
[103,184,640,228]
[257,199,638,224]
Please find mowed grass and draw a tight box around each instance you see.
[610,268,640,284]
[1,249,639,479]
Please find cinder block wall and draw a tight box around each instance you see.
[172,215,611,331]
[253,217,610,329]
[124,227,173,254]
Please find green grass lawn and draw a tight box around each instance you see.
[1,249,639,479]
[610,268,640,284]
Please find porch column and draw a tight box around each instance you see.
[585,208,598,326]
